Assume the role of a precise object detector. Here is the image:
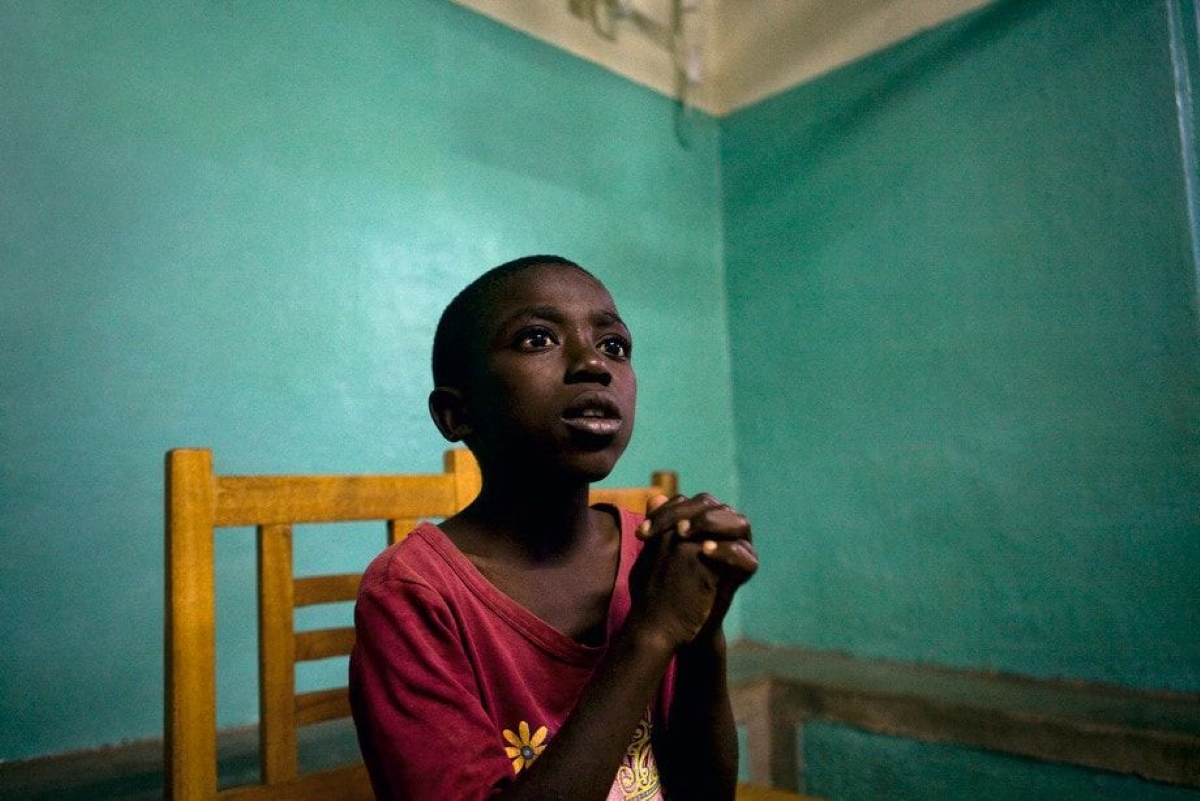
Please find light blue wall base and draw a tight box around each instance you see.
[805,723,1200,800]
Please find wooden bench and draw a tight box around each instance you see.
[728,640,1200,793]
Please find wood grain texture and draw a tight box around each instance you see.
[258,524,298,784]
[729,641,1200,791]
[165,449,219,800]
[218,763,373,801]
[293,574,361,607]
[214,474,459,526]
[293,628,355,663]
[295,689,352,728]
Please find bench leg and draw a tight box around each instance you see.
[734,680,801,792]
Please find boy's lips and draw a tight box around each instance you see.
[561,393,624,437]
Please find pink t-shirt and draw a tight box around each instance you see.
[350,506,673,800]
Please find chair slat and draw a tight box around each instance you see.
[215,474,459,526]
[258,524,298,784]
[295,687,353,727]
[591,487,661,512]
[294,574,361,607]
[591,471,678,513]
[295,627,356,662]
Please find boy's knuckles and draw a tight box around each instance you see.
[699,540,758,583]
[689,506,750,538]
[704,544,755,569]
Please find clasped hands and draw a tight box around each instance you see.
[629,494,758,649]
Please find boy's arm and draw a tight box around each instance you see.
[354,505,752,801]
[496,529,720,801]
[662,628,738,799]
[353,521,731,801]
[639,495,759,800]
[498,613,678,800]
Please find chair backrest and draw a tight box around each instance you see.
[164,447,678,800]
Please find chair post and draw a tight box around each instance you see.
[388,518,418,545]
[164,449,219,800]
[733,679,801,793]
[651,469,678,498]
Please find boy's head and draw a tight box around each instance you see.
[428,255,636,482]
[431,255,585,389]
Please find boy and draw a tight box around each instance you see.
[350,255,757,800]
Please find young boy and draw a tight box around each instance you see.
[350,255,757,800]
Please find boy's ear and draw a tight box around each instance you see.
[428,386,473,442]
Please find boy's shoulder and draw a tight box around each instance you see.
[359,522,456,592]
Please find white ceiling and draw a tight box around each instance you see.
[451,0,993,115]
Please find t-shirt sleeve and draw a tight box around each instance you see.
[350,574,514,800]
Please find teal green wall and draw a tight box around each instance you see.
[723,1,1200,794]
[4,3,1199,797]
[723,0,1200,692]
[0,1,731,760]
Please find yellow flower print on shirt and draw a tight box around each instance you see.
[502,721,548,774]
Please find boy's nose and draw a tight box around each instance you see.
[565,343,612,385]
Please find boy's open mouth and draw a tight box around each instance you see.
[561,396,623,437]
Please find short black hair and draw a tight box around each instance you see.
[431,255,596,388]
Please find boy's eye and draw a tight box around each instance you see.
[599,335,632,359]
[516,328,557,350]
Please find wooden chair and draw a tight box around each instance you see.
[164,447,678,800]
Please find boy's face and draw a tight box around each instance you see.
[461,264,636,483]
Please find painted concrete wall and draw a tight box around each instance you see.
[4,3,1198,797]
[723,0,1200,792]
[0,0,732,760]
[725,0,1199,693]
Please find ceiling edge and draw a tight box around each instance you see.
[448,0,995,117]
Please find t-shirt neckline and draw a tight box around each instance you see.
[411,504,634,665]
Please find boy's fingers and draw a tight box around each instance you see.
[694,505,752,543]
[638,493,682,540]
[642,494,720,540]
[635,495,661,539]
[647,496,751,544]
[646,493,670,513]
[699,539,759,577]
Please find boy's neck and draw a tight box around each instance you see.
[451,475,599,562]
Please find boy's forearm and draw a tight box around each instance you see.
[661,628,739,800]
[496,620,677,801]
